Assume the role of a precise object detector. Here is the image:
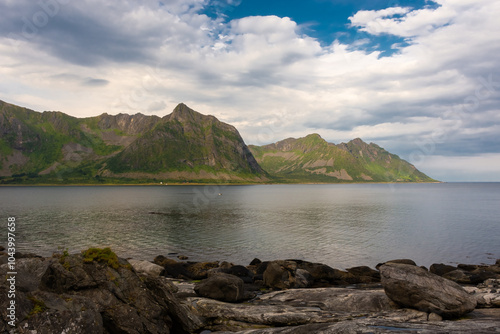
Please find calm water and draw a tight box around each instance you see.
[1,183,499,269]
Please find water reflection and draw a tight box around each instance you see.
[0,184,499,269]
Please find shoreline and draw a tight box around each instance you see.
[0,181,449,186]
[1,247,499,333]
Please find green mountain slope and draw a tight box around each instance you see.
[249,134,435,182]
[0,100,265,184]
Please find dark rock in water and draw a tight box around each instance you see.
[458,263,480,272]
[443,268,497,285]
[263,260,298,289]
[295,261,356,286]
[194,273,248,302]
[346,265,381,283]
[250,258,262,266]
[186,261,220,280]
[380,263,477,319]
[226,265,254,283]
[177,255,189,260]
[496,259,500,266]
[430,263,457,276]
[376,259,417,269]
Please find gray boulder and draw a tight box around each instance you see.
[380,263,477,319]
[194,273,248,302]
[128,258,164,277]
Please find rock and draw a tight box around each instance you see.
[295,269,313,288]
[376,259,416,269]
[249,258,262,266]
[380,263,477,319]
[263,261,296,289]
[0,250,202,333]
[160,258,193,279]
[128,259,164,277]
[178,255,189,260]
[14,290,103,334]
[226,265,255,283]
[0,257,53,292]
[295,261,356,286]
[346,265,381,283]
[430,263,457,276]
[496,259,500,266]
[443,268,496,285]
[464,279,500,308]
[194,273,248,302]
[186,261,220,280]
[255,287,396,313]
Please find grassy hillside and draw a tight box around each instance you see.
[249,134,435,183]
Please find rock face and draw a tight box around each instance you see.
[380,263,477,318]
[0,251,201,334]
[194,273,248,302]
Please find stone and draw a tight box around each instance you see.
[249,258,262,266]
[263,261,297,289]
[346,265,381,283]
[295,261,356,286]
[128,259,164,277]
[380,263,477,319]
[295,269,313,288]
[186,261,220,280]
[376,259,416,269]
[194,273,247,302]
[255,287,396,313]
[442,268,496,285]
[464,279,500,308]
[0,251,202,334]
[429,263,457,276]
[226,265,254,283]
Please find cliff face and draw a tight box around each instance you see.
[0,100,265,183]
[249,134,435,182]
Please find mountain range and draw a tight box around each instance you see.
[0,100,435,184]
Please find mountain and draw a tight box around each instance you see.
[249,134,435,182]
[0,100,266,184]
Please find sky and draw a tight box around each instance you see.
[1,0,499,182]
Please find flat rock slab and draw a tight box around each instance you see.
[254,287,397,313]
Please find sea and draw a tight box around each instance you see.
[1,183,499,269]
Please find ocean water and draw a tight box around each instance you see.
[1,183,499,269]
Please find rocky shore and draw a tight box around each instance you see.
[1,247,499,333]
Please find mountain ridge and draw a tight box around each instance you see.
[249,133,434,183]
[0,99,435,184]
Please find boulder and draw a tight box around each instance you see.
[380,263,477,319]
[263,261,297,289]
[128,259,164,277]
[0,250,202,333]
[376,259,416,269]
[295,261,356,286]
[443,268,497,285]
[194,273,248,302]
[346,266,381,283]
[185,261,219,280]
[430,263,457,276]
